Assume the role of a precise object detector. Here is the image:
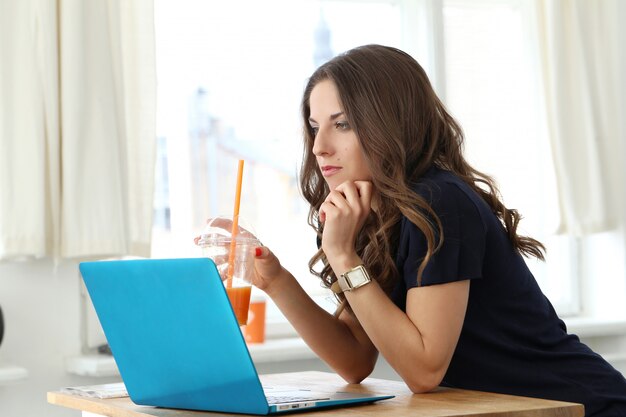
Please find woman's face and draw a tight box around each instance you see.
[308,79,372,191]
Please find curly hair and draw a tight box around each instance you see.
[299,44,545,302]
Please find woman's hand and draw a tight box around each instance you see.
[193,217,287,293]
[319,180,373,267]
[193,217,257,244]
[251,246,288,294]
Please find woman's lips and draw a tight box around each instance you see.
[321,166,342,177]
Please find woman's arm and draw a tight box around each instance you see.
[254,248,379,383]
[320,180,469,392]
[196,217,379,381]
[336,253,469,392]
[261,248,469,391]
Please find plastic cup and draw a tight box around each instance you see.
[198,232,259,326]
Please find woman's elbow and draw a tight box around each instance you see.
[343,374,368,384]
[338,362,375,385]
[406,380,438,394]
[404,371,444,394]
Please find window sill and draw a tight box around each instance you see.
[65,337,316,377]
[66,316,626,378]
[564,316,626,337]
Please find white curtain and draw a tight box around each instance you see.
[535,0,625,235]
[0,0,156,260]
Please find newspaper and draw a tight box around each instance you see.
[61,382,128,399]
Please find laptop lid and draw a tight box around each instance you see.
[81,258,269,414]
[79,258,393,415]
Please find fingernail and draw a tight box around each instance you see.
[255,247,262,257]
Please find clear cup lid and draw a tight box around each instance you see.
[197,216,258,246]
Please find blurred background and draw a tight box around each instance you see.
[1,0,625,416]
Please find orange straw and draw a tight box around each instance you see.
[226,159,245,288]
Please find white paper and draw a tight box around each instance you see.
[61,382,128,399]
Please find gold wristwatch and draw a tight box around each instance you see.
[331,265,372,294]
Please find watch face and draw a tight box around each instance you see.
[347,268,368,287]
[342,265,371,291]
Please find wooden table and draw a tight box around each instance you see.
[48,371,584,417]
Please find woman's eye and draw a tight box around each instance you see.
[310,126,319,135]
[335,121,350,130]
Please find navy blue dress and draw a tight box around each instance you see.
[391,167,626,416]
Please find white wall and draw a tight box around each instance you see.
[0,260,119,417]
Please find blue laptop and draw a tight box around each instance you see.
[79,258,394,414]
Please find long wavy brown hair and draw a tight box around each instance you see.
[299,44,545,301]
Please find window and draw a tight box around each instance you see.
[152,0,583,332]
[152,0,405,326]
[442,0,579,314]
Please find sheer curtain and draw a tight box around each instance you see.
[535,0,625,236]
[0,0,156,260]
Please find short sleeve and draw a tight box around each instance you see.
[396,180,486,291]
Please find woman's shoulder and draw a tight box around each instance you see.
[412,166,481,207]
[408,166,494,230]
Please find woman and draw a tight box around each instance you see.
[218,45,626,416]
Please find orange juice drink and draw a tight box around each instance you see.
[226,285,252,326]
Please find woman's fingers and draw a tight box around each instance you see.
[334,181,361,206]
[353,180,373,205]
[319,194,346,223]
[205,216,232,230]
[252,246,284,291]
[196,217,257,240]
[321,181,371,222]
[319,189,348,223]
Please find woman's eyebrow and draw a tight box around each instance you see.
[308,111,345,124]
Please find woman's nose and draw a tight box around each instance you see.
[312,129,331,156]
